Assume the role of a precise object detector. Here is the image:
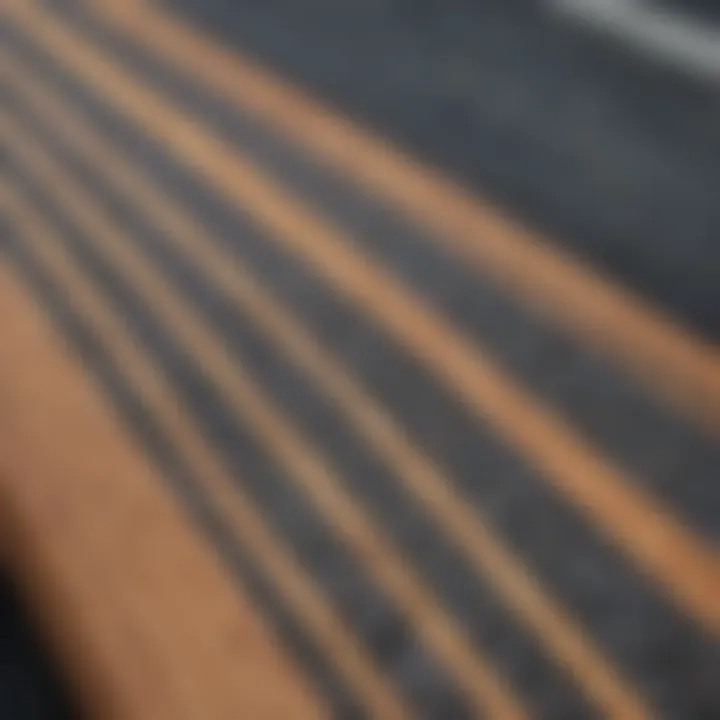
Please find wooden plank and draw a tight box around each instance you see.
[0,262,323,719]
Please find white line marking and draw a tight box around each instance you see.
[546,0,720,80]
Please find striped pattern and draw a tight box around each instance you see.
[1,0,718,717]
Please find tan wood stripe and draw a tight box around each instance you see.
[7,0,717,633]
[0,231,323,720]
[89,0,720,439]
[0,114,526,719]
[2,49,653,720]
[0,182,408,720]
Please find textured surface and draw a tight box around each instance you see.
[1,1,718,718]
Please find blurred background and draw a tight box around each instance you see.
[2,1,718,718]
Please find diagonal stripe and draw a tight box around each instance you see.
[0,113,527,719]
[0,179,408,720]
[6,0,717,633]
[546,0,720,80]
[88,0,720,438]
[1,48,654,720]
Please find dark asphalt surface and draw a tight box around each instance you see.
[2,1,719,719]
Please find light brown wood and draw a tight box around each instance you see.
[0,262,323,719]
